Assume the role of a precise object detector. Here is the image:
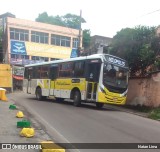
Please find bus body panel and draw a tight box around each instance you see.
[53,78,86,100]
[23,79,50,96]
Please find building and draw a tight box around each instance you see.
[0,13,82,65]
[0,12,82,91]
[82,35,112,55]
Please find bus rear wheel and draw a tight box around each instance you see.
[73,91,81,107]
[96,102,104,109]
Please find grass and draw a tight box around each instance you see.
[124,105,160,120]
[148,108,160,120]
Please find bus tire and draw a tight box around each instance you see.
[96,103,104,109]
[36,87,43,101]
[73,91,81,107]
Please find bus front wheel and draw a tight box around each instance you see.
[73,91,81,107]
[96,102,104,109]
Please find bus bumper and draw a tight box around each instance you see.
[97,92,126,105]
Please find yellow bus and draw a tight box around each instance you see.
[23,54,129,108]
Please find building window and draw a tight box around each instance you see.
[72,38,79,48]
[31,56,40,60]
[31,31,48,44]
[11,54,19,59]
[51,34,71,47]
[39,57,49,62]
[10,28,29,41]
[51,58,58,61]
[31,56,48,62]
[21,55,29,59]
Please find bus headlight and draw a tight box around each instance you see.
[120,89,128,97]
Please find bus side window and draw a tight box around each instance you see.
[59,62,73,78]
[74,61,85,77]
[41,65,49,79]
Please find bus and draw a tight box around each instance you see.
[23,54,129,108]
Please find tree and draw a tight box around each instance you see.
[36,12,64,27]
[62,13,86,29]
[35,12,90,48]
[110,25,158,76]
[36,12,86,29]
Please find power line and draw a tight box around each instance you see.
[140,9,160,17]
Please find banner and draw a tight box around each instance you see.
[25,42,72,59]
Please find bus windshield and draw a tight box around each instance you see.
[103,63,128,93]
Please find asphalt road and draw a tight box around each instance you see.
[8,92,160,152]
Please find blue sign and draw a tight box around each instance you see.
[70,48,78,58]
[11,41,26,55]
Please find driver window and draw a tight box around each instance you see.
[105,64,116,77]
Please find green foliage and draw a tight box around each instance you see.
[63,13,86,29]
[35,12,86,29]
[148,108,160,120]
[110,25,158,76]
[36,12,64,26]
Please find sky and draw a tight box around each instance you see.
[1,0,160,38]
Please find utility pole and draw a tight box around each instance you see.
[78,10,82,57]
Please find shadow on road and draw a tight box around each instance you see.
[26,96,119,112]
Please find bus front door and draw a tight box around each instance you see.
[86,62,101,100]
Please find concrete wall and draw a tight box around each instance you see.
[127,72,160,107]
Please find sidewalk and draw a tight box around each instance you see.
[0,96,51,152]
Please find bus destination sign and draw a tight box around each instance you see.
[108,57,125,67]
